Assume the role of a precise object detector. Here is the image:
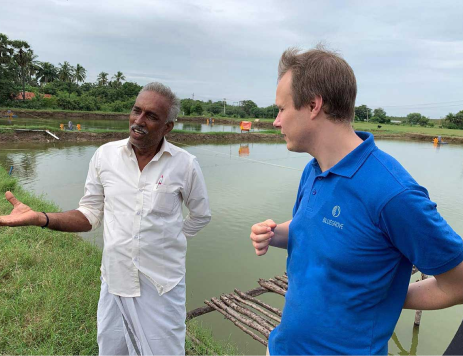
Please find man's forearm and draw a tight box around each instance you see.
[404,276,463,310]
[38,210,92,232]
[269,220,290,249]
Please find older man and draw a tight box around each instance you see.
[0,82,211,355]
[250,47,463,355]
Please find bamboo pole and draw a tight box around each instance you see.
[204,300,268,346]
[210,298,270,338]
[259,279,286,296]
[187,286,268,320]
[270,278,288,290]
[230,293,280,325]
[414,273,429,326]
[220,294,275,331]
[235,289,283,317]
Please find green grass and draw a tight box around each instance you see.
[352,121,463,137]
[0,167,237,355]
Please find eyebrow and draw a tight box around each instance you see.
[132,106,160,119]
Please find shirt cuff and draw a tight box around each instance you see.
[76,206,101,231]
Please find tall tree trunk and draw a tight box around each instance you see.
[21,66,25,102]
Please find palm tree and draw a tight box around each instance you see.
[58,61,75,98]
[112,71,125,87]
[37,62,58,85]
[0,33,13,65]
[97,72,109,86]
[11,41,32,101]
[58,61,74,82]
[74,63,86,84]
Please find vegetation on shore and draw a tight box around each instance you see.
[2,32,463,129]
[0,167,238,355]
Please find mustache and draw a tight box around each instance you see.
[130,125,148,134]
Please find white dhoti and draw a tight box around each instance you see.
[97,273,186,356]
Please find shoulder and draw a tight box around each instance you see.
[353,148,429,220]
[97,138,129,155]
[167,141,197,163]
[368,148,426,193]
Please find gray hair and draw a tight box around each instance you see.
[140,82,180,123]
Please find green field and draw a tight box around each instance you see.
[352,122,463,137]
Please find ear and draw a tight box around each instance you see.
[308,95,323,119]
[164,121,174,135]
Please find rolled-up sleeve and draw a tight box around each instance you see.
[77,150,104,231]
[182,158,211,238]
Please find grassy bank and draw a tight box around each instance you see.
[0,167,238,355]
[353,121,463,137]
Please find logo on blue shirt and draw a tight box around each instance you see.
[332,206,341,218]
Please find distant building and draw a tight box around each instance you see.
[391,120,402,124]
[14,92,52,100]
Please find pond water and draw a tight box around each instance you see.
[1,137,462,355]
[0,116,263,133]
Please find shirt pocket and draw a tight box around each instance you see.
[151,185,180,216]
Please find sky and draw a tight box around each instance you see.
[2,0,463,118]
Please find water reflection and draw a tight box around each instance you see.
[390,326,420,355]
[181,123,202,132]
[239,144,250,157]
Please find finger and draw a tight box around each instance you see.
[253,240,270,250]
[255,246,269,256]
[5,191,21,208]
[264,219,277,228]
[250,231,273,243]
[251,223,273,235]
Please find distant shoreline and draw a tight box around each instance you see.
[1,128,463,145]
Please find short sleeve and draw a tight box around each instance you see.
[380,189,463,275]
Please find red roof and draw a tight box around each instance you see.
[14,92,53,100]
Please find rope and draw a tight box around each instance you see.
[170,141,303,172]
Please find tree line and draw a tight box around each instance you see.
[1,33,462,128]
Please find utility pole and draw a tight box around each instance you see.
[366,108,369,122]
[223,98,226,115]
[192,93,194,100]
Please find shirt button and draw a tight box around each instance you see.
[312,190,317,195]
[317,177,323,181]
[139,188,143,192]
[136,211,141,215]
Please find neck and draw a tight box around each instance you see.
[132,138,164,171]
[309,120,363,172]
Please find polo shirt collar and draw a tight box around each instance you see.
[313,131,376,178]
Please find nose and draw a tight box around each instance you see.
[273,113,281,128]
[133,111,146,126]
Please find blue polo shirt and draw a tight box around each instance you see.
[268,132,463,355]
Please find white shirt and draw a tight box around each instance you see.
[77,138,211,297]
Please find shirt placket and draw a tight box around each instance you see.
[132,166,146,274]
[306,168,325,212]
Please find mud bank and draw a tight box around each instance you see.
[1,128,463,145]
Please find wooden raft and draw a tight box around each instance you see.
[187,273,288,346]
[187,268,427,347]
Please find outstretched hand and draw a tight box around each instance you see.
[0,191,42,227]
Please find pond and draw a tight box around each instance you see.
[0,116,263,133]
[1,137,462,355]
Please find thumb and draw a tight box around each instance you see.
[5,191,21,208]
[264,219,277,229]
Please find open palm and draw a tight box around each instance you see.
[0,191,40,227]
